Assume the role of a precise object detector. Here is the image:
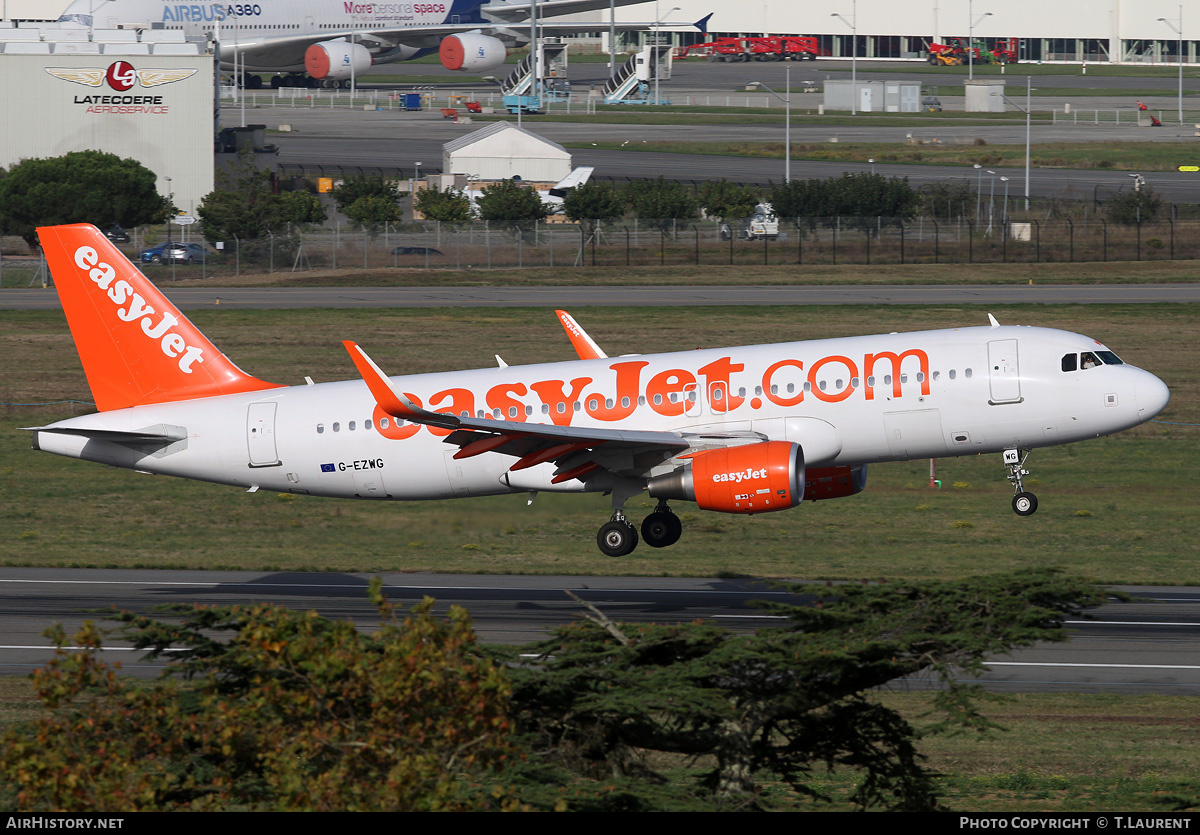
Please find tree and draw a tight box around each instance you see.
[562,181,626,233]
[1105,184,1162,224]
[413,185,474,223]
[699,180,761,223]
[0,581,517,812]
[0,151,169,251]
[1,571,1108,812]
[198,151,326,243]
[331,174,403,225]
[274,190,328,225]
[920,181,976,219]
[769,173,920,232]
[625,177,699,231]
[475,179,551,225]
[505,570,1106,810]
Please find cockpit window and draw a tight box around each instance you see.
[1096,351,1124,365]
[1080,352,1100,370]
[1061,353,1077,372]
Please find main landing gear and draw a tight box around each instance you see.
[596,501,684,557]
[1003,448,1039,517]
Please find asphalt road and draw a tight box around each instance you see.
[240,56,1200,199]
[6,284,1200,311]
[2,568,1196,694]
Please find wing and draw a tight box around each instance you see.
[136,68,199,87]
[343,340,707,485]
[44,67,105,87]
[486,0,656,22]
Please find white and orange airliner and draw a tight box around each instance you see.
[31,224,1170,556]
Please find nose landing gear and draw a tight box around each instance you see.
[1003,448,1039,516]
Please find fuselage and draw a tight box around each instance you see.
[34,325,1170,502]
[59,0,490,70]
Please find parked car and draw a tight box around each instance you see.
[392,246,444,256]
[138,242,210,264]
[103,224,130,243]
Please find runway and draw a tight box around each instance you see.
[1,568,1197,694]
[5,283,1200,311]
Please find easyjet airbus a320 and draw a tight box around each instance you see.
[57,0,651,86]
[31,225,1170,556]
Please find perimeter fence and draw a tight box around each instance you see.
[3,216,1200,287]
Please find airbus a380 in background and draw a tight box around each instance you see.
[31,225,1170,556]
[57,0,651,86]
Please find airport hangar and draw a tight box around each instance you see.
[0,25,214,216]
[562,0,1198,65]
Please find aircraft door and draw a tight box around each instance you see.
[247,402,281,467]
[987,339,1022,403]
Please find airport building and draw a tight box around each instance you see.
[567,0,1199,65]
[0,27,214,214]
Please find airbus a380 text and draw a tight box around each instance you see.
[58,0,651,86]
[31,224,1170,556]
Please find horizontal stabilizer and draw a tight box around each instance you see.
[26,424,187,445]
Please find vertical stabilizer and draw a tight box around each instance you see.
[37,224,282,411]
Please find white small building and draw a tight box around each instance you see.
[442,123,572,183]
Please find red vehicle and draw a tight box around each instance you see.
[674,36,819,62]
[927,37,1019,65]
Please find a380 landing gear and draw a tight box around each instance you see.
[1003,448,1039,517]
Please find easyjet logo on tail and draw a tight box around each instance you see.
[73,246,205,374]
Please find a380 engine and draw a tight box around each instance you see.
[439,34,507,72]
[304,40,373,81]
[647,441,804,514]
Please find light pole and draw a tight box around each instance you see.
[653,4,681,106]
[986,169,997,235]
[1000,176,1010,224]
[992,77,1033,210]
[968,0,993,81]
[1157,7,1184,127]
[868,157,875,174]
[831,1,857,115]
[974,163,983,221]
[747,68,792,182]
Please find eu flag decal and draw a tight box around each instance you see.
[320,463,336,473]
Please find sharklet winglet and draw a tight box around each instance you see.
[342,340,459,429]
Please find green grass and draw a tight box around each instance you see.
[1,304,1195,580]
[570,139,1197,172]
[822,692,1200,812]
[858,63,1200,78]
[476,107,1045,127]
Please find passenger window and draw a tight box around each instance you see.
[1062,354,1077,372]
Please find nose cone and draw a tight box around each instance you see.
[1135,372,1170,421]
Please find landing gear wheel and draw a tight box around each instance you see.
[641,511,683,548]
[598,520,639,557]
[1012,492,1038,516]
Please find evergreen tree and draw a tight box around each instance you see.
[0,151,169,251]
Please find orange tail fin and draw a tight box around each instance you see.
[38,224,282,411]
